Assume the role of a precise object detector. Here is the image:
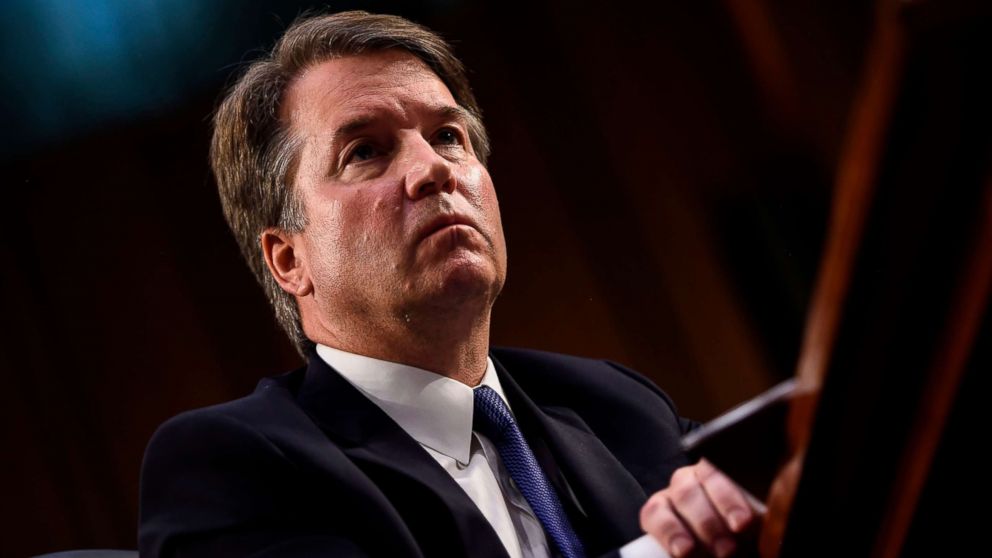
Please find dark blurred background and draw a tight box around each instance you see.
[1,0,874,555]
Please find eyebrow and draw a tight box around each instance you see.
[329,104,473,147]
[433,105,474,126]
[329,116,377,147]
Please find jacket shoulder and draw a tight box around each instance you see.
[491,346,698,491]
[138,367,372,556]
[490,346,686,419]
[149,367,305,437]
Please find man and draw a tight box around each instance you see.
[139,11,760,558]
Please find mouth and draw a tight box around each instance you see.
[417,213,478,242]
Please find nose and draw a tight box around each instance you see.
[402,136,456,200]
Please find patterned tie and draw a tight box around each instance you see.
[473,385,586,558]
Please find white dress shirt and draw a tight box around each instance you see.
[315,344,667,558]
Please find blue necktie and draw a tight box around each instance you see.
[473,385,586,558]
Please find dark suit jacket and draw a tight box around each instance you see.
[139,347,697,557]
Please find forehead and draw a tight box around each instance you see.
[281,50,457,134]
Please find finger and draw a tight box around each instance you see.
[667,466,736,556]
[695,459,757,533]
[640,493,697,558]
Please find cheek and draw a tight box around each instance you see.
[301,199,345,278]
[306,198,344,244]
[481,182,502,225]
[458,165,484,204]
[459,166,506,264]
[336,184,404,252]
[460,166,500,217]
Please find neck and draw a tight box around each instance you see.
[305,303,493,386]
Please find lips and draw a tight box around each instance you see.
[417,213,478,242]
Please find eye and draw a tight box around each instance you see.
[348,142,379,163]
[433,127,463,146]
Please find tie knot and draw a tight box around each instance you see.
[473,385,514,439]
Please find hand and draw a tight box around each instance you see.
[639,459,763,557]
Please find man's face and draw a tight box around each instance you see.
[281,50,507,330]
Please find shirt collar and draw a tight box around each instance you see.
[315,344,512,465]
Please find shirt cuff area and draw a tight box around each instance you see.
[618,534,671,558]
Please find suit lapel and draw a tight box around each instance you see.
[296,356,510,558]
[493,355,648,554]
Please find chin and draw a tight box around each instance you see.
[415,256,504,310]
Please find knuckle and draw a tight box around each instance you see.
[669,483,695,508]
[703,475,737,502]
[695,458,718,477]
[642,505,679,537]
[639,493,667,526]
[694,461,724,484]
[671,466,695,486]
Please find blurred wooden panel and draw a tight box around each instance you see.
[765,1,992,555]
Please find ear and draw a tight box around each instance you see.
[260,227,313,297]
